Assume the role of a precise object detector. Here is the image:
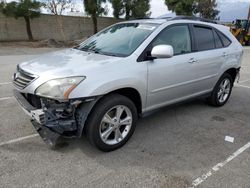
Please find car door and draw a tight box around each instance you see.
[190,25,226,92]
[144,24,205,111]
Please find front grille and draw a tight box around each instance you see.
[13,67,36,89]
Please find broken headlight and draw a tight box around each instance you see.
[35,77,85,100]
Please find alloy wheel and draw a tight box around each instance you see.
[99,105,133,145]
[217,78,231,103]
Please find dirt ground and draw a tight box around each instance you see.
[0,40,84,55]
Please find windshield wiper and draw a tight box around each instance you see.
[101,52,120,57]
[78,47,122,57]
[79,48,100,54]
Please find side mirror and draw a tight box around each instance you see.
[151,45,174,59]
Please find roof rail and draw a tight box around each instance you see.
[161,16,218,24]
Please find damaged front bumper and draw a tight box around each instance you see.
[13,90,99,147]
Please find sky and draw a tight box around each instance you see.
[149,0,250,21]
[5,0,250,22]
[150,0,250,18]
[149,0,171,17]
[69,0,250,22]
[216,0,250,21]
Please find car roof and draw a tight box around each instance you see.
[121,16,219,25]
[121,18,167,25]
[119,17,230,34]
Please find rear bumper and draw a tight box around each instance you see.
[236,67,241,83]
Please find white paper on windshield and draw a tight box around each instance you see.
[137,25,156,31]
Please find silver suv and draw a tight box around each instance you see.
[13,17,243,151]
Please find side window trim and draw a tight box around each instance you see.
[212,28,224,49]
[188,23,196,52]
[215,29,232,47]
[137,23,194,62]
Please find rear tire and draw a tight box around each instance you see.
[207,73,233,107]
[84,94,138,152]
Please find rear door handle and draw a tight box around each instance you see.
[222,52,228,57]
[188,58,197,64]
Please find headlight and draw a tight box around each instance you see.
[35,76,85,100]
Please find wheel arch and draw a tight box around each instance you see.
[224,68,238,82]
[76,87,143,138]
[108,87,142,116]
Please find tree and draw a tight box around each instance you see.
[0,0,42,41]
[109,0,124,19]
[131,0,151,19]
[165,0,194,16]
[43,0,72,40]
[44,0,72,15]
[84,0,107,34]
[194,0,219,20]
[0,3,4,11]
[109,0,151,20]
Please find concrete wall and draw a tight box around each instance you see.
[0,14,121,41]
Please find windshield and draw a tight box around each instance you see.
[76,23,159,57]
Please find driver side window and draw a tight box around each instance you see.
[152,25,192,55]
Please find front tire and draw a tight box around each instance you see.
[84,94,138,152]
[208,73,233,107]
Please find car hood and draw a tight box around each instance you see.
[19,49,123,77]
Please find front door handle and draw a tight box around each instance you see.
[188,58,197,64]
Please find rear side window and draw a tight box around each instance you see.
[213,30,224,48]
[194,26,215,51]
[217,31,231,47]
